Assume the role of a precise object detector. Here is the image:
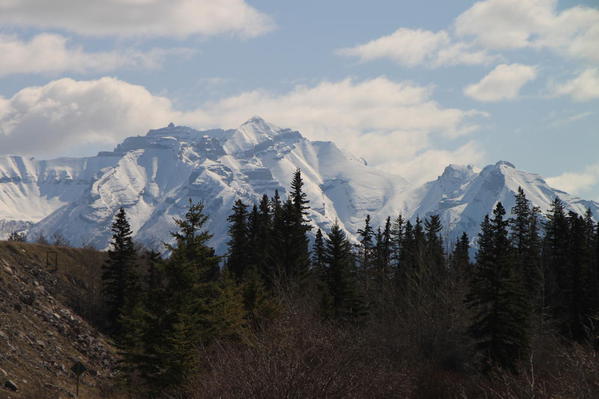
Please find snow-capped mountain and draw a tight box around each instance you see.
[409,161,599,245]
[0,117,596,251]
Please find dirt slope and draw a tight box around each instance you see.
[0,242,118,399]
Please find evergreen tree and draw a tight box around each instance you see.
[510,188,542,300]
[132,200,244,390]
[226,199,249,282]
[450,232,470,273]
[269,170,312,288]
[543,197,570,329]
[312,229,326,276]
[466,203,529,372]
[288,169,312,281]
[563,211,595,342]
[403,217,428,300]
[253,194,274,287]
[371,218,393,299]
[357,214,374,270]
[424,214,445,282]
[102,207,138,334]
[390,214,404,272]
[399,220,415,283]
[322,222,366,321]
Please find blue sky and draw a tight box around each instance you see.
[0,0,597,198]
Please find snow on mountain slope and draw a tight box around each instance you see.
[408,161,599,245]
[1,117,406,252]
[0,117,597,252]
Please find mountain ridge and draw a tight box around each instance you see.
[0,117,595,251]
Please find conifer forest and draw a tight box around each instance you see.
[97,169,599,398]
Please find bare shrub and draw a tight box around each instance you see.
[186,306,410,399]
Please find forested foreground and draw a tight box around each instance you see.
[100,170,599,398]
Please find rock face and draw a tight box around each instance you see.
[0,117,597,250]
[0,242,116,398]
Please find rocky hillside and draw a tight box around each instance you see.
[0,242,117,399]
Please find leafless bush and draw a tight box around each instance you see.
[186,306,409,399]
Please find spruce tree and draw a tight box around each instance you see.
[563,211,595,342]
[312,229,326,276]
[288,169,312,282]
[390,214,404,272]
[510,188,542,326]
[357,214,374,277]
[323,222,365,321]
[226,199,249,282]
[131,200,245,390]
[399,220,415,283]
[450,232,470,273]
[543,197,570,329]
[466,203,529,372]
[270,170,312,288]
[424,214,445,282]
[254,194,274,287]
[102,207,138,334]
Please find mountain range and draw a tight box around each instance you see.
[0,117,596,252]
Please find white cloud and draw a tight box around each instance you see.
[432,42,498,67]
[0,34,193,76]
[547,163,599,196]
[338,0,599,76]
[455,0,599,64]
[0,77,180,156]
[0,77,485,184]
[337,28,496,68]
[464,64,537,102]
[552,68,599,101]
[0,0,274,38]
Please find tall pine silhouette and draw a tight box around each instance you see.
[467,203,529,372]
[102,207,138,334]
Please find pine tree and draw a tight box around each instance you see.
[357,214,374,269]
[129,200,244,390]
[312,229,326,276]
[424,214,445,283]
[399,220,415,283]
[323,222,366,321]
[390,214,404,271]
[371,218,393,298]
[466,203,529,372]
[563,211,595,342]
[227,199,249,282]
[253,194,274,287]
[450,232,470,273]
[288,169,312,282]
[269,171,312,289]
[270,190,286,287]
[510,188,542,326]
[102,207,138,334]
[543,197,570,329]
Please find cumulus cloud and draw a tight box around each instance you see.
[0,33,193,76]
[455,0,599,64]
[0,77,180,156]
[0,0,274,38]
[337,28,496,68]
[464,64,537,102]
[551,68,599,101]
[340,0,599,72]
[547,163,599,196]
[0,77,485,184]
